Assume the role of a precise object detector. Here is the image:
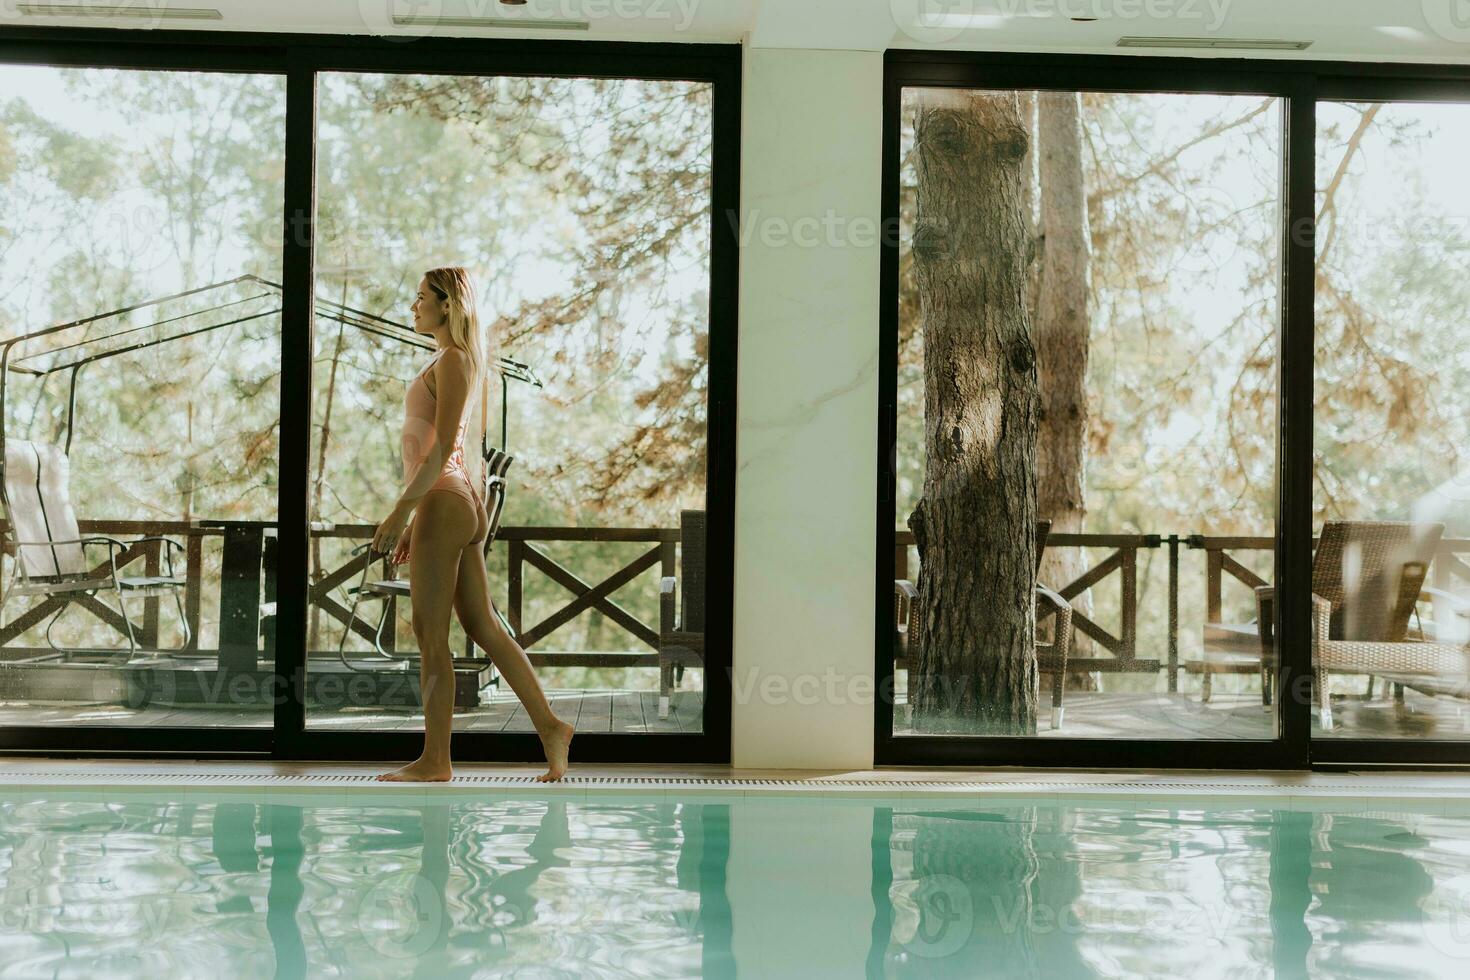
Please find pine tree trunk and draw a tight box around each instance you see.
[1018,91,1041,319]
[1035,92,1093,686]
[908,90,1040,736]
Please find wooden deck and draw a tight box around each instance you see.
[893,684,1470,739]
[0,688,704,735]
[6,684,1469,740]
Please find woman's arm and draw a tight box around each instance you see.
[394,347,474,515]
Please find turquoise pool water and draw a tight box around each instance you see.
[3,792,1470,977]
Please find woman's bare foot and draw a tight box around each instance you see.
[376,756,452,782]
[535,718,574,782]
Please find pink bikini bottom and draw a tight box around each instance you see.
[393,470,486,565]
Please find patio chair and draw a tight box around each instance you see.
[337,448,515,665]
[0,438,190,659]
[894,519,1073,730]
[1246,520,1469,730]
[658,508,705,720]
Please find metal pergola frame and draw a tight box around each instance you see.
[0,25,742,766]
[0,273,544,464]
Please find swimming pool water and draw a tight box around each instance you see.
[3,792,1470,978]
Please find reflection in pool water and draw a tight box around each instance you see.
[2,794,1469,977]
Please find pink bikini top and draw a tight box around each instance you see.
[401,348,470,487]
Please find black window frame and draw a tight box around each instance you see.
[0,25,739,765]
[877,49,1470,771]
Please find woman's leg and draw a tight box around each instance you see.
[453,530,574,781]
[377,490,477,782]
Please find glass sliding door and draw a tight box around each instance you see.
[0,65,285,729]
[305,72,712,738]
[890,86,1282,742]
[1310,99,1470,741]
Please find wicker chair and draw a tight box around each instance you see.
[658,509,705,720]
[894,520,1073,730]
[1250,520,1470,730]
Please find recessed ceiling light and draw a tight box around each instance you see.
[17,3,222,18]
[1117,36,1313,50]
[931,10,1053,28]
[391,13,589,31]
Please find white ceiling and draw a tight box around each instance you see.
[4,0,1470,62]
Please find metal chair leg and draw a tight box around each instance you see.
[1317,668,1333,731]
[1051,668,1066,731]
[43,599,73,655]
[113,584,139,659]
[373,600,394,658]
[658,660,673,720]
[173,588,192,650]
[337,553,372,658]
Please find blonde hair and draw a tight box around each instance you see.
[424,266,491,491]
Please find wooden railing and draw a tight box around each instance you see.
[14,519,1470,674]
[896,529,1172,678]
[309,524,679,665]
[891,531,1470,694]
[500,525,678,666]
[2,519,681,668]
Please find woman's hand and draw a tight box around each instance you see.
[372,504,412,558]
[390,517,413,566]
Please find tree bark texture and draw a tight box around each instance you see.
[908,90,1040,736]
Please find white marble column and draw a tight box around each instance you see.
[731,47,882,770]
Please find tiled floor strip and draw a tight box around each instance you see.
[4,763,1470,807]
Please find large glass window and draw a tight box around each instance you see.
[1310,100,1470,741]
[892,87,1282,740]
[305,73,712,736]
[0,65,284,728]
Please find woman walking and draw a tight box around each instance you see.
[371,266,574,782]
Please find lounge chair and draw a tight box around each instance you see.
[0,438,190,658]
[1246,520,1470,730]
[894,519,1074,730]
